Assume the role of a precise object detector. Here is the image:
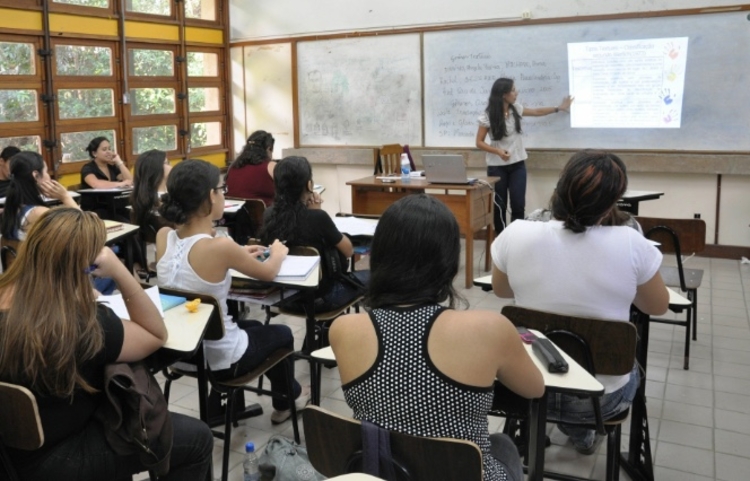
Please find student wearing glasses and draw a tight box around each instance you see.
[155,159,310,424]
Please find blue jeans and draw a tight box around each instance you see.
[489,433,524,481]
[547,364,640,446]
[212,320,301,411]
[15,413,213,481]
[488,161,527,235]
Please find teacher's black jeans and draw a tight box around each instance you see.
[488,161,527,235]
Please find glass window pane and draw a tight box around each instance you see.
[0,136,41,153]
[130,88,175,115]
[53,0,109,7]
[190,121,221,148]
[56,45,112,76]
[187,52,218,77]
[126,0,170,16]
[0,42,35,75]
[133,125,176,154]
[128,49,173,76]
[60,130,116,162]
[188,87,220,112]
[58,89,114,119]
[185,0,216,21]
[0,90,38,123]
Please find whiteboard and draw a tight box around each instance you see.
[242,43,295,153]
[297,35,422,146]
[423,11,750,151]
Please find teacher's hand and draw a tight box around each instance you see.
[496,148,511,161]
[558,95,575,112]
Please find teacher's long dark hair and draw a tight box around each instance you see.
[258,156,312,244]
[366,194,465,309]
[486,78,522,141]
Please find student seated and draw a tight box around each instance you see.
[155,159,310,424]
[491,149,669,454]
[259,156,366,313]
[1,152,115,293]
[79,136,132,221]
[0,208,213,480]
[226,130,276,206]
[330,195,544,481]
[0,145,20,198]
[130,149,173,243]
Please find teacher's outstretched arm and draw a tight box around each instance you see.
[523,95,575,117]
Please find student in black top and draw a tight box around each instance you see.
[259,156,366,312]
[130,149,173,243]
[0,145,20,198]
[0,208,212,480]
[79,136,132,220]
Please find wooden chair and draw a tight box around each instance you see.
[227,197,267,246]
[637,216,706,370]
[499,306,637,481]
[377,144,404,176]
[303,406,483,481]
[0,382,44,481]
[158,287,299,481]
[0,237,19,272]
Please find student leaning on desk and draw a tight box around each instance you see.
[0,208,213,480]
[155,159,310,424]
[491,149,669,455]
[330,195,544,481]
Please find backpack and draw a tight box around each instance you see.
[259,435,326,481]
[95,362,173,475]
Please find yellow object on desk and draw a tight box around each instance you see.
[185,298,201,313]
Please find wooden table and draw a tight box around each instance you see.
[347,176,497,288]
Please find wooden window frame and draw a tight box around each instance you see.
[48,0,116,16]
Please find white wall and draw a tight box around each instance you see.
[232,0,750,249]
[229,0,740,41]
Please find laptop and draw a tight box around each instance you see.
[422,155,477,184]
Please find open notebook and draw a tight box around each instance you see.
[275,255,321,281]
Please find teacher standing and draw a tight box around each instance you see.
[476,78,573,235]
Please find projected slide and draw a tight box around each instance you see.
[568,37,688,128]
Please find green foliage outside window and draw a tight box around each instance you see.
[0,136,41,153]
[133,125,176,154]
[59,89,114,119]
[126,0,170,16]
[187,52,218,77]
[60,130,115,162]
[129,49,173,77]
[53,0,108,7]
[131,88,175,115]
[56,45,112,76]
[0,42,35,76]
[0,90,38,123]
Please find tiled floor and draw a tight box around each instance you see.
[137,243,750,481]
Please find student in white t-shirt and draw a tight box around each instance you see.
[491,149,669,455]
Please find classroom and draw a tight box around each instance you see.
[1,0,750,480]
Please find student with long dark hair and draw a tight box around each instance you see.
[226,130,276,206]
[1,151,79,241]
[0,208,213,480]
[476,77,573,234]
[491,149,669,454]
[155,159,309,424]
[130,149,173,240]
[330,195,544,481]
[0,145,20,197]
[259,156,364,312]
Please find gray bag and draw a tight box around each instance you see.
[259,435,327,481]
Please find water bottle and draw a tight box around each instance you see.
[400,153,411,183]
[243,442,260,481]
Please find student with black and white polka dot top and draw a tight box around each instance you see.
[330,194,544,481]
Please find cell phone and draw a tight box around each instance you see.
[517,327,538,344]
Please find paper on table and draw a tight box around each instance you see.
[276,255,320,281]
[333,217,378,237]
[97,285,164,320]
